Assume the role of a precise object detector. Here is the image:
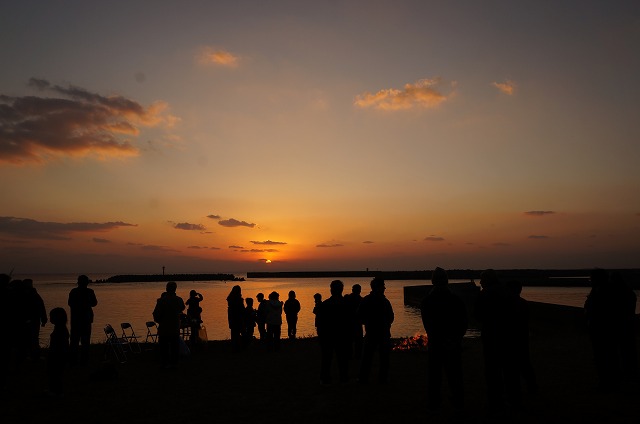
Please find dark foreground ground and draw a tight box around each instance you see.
[3,307,640,424]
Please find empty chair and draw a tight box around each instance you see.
[145,321,158,344]
[104,324,128,363]
[180,314,191,342]
[120,322,141,353]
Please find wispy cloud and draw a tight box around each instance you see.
[0,78,178,164]
[219,218,256,228]
[172,222,206,231]
[0,216,136,240]
[140,244,178,252]
[362,240,374,244]
[424,236,445,242]
[92,238,111,243]
[528,235,550,239]
[197,47,240,67]
[207,214,221,220]
[250,240,287,245]
[492,80,516,95]
[524,211,556,216]
[316,243,344,248]
[240,249,279,253]
[354,78,454,111]
[229,245,244,249]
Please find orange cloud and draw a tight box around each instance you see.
[0,78,178,164]
[354,78,454,111]
[492,80,516,95]
[197,47,240,67]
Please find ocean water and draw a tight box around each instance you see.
[13,273,607,345]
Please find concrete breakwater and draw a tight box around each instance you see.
[99,273,244,283]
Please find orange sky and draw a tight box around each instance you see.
[1,1,639,273]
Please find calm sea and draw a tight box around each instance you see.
[14,273,610,345]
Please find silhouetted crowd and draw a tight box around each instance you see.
[0,273,97,397]
[419,267,638,420]
[1,266,637,418]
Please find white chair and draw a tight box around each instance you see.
[104,324,128,363]
[120,322,141,353]
[145,321,159,345]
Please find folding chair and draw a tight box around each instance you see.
[120,322,141,353]
[145,321,159,344]
[179,314,191,342]
[104,324,128,363]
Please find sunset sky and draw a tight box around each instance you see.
[1,1,639,274]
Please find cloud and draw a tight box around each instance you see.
[524,211,556,216]
[140,244,178,252]
[492,80,516,95]
[229,245,244,249]
[240,249,279,253]
[219,218,256,228]
[0,78,178,164]
[316,243,344,248]
[362,241,374,244]
[424,236,445,242]
[250,240,287,245]
[173,222,206,231]
[210,246,221,250]
[197,48,239,67]
[0,216,136,240]
[528,235,550,239]
[207,214,221,220]
[354,78,454,111]
[187,245,205,249]
[92,238,111,243]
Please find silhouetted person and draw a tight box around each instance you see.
[227,285,244,352]
[47,307,69,397]
[20,279,47,361]
[344,283,364,359]
[358,277,394,384]
[475,269,520,413]
[585,268,638,391]
[186,290,204,345]
[313,293,322,337]
[318,280,349,384]
[610,271,638,381]
[0,273,11,391]
[153,281,185,368]
[507,279,538,394]
[244,297,256,346]
[67,275,97,365]
[421,267,467,413]
[256,292,267,342]
[284,290,301,339]
[265,291,283,351]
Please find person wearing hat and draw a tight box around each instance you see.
[357,277,394,384]
[420,267,468,414]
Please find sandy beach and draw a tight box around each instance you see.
[3,303,639,424]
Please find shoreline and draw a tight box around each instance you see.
[6,325,640,424]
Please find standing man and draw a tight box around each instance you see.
[256,293,268,343]
[420,267,468,413]
[68,274,97,365]
[318,280,350,385]
[153,281,185,369]
[358,277,394,384]
[344,283,364,359]
[284,290,301,339]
